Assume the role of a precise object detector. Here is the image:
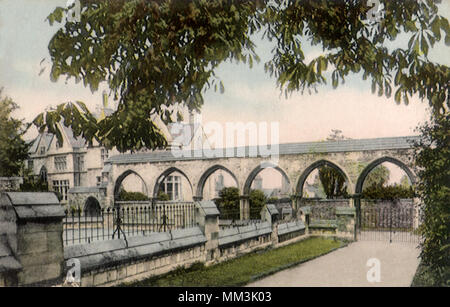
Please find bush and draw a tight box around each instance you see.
[216,187,240,210]
[157,191,170,201]
[118,189,148,201]
[361,184,415,200]
[249,189,266,219]
[413,114,450,283]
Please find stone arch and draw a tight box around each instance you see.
[243,162,291,196]
[196,165,239,199]
[355,156,416,195]
[113,169,148,200]
[153,167,194,199]
[83,196,101,216]
[296,159,351,196]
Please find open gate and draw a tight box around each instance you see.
[356,200,420,243]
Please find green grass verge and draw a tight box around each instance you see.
[121,236,346,287]
[411,261,450,287]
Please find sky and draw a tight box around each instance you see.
[0,0,449,145]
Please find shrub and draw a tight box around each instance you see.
[118,189,148,201]
[361,184,415,200]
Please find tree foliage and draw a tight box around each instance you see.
[37,0,449,152]
[249,189,267,219]
[318,166,347,199]
[118,189,149,201]
[413,113,450,283]
[362,164,390,189]
[0,89,29,177]
[361,183,415,200]
[216,186,240,210]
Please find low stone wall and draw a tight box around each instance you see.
[0,196,357,287]
[277,220,306,243]
[217,222,273,262]
[0,177,23,192]
[65,227,207,286]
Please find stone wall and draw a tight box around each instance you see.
[0,192,65,286]
[0,196,356,287]
[64,228,207,286]
[0,177,23,192]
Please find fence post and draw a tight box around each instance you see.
[195,200,220,263]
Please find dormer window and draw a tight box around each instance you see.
[39,146,46,155]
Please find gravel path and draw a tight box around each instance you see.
[247,241,421,287]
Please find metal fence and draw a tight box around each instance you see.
[63,201,197,246]
[217,205,263,229]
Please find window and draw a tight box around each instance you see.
[53,180,70,201]
[39,146,46,155]
[75,155,84,171]
[28,160,34,170]
[39,166,48,182]
[54,156,67,171]
[55,140,62,149]
[159,176,182,201]
[101,148,109,163]
[96,176,102,186]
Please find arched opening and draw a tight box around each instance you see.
[355,157,417,241]
[297,160,350,198]
[153,167,193,201]
[244,164,291,219]
[114,170,148,201]
[355,157,415,196]
[297,160,350,220]
[83,197,101,216]
[197,165,239,200]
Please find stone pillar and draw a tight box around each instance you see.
[1,192,65,286]
[299,206,311,234]
[291,195,301,216]
[195,200,220,263]
[239,195,250,220]
[262,204,280,245]
[336,207,356,240]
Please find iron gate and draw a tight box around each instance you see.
[356,200,420,243]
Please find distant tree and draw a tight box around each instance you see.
[326,129,348,141]
[20,169,49,192]
[362,164,390,190]
[216,187,240,210]
[399,175,411,188]
[318,166,347,199]
[0,89,29,177]
[249,189,267,219]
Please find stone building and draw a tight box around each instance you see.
[25,100,212,209]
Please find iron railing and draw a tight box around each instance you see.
[217,206,263,229]
[63,201,197,246]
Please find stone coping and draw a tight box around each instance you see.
[266,204,279,216]
[64,227,206,273]
[308,220,338,229]
[3,192,65,221]
[218,222,272,247]
[277,220,306,236]
[197,200,220,217]
[335,207,356,215]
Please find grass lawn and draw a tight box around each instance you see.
[121,236,346,287]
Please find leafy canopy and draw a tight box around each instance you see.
[0,89,30,177]
[37,0,449,152]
